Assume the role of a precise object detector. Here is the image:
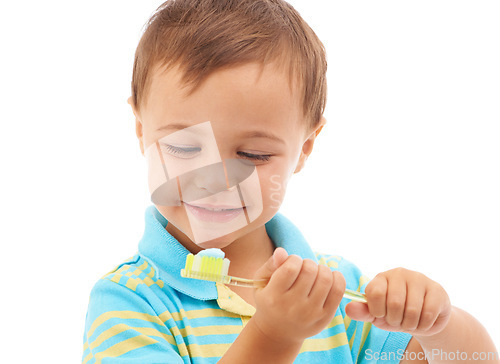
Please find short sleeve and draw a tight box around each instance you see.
[317,253,412,364]
[82,278,184,364]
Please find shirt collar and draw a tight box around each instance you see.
[138,205,317,300]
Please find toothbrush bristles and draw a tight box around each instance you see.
[181,268,231,284]
[180,253,231,284]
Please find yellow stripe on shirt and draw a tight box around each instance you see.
[87,310,167,338]
[300,332,350,353]
[92,335,159,364]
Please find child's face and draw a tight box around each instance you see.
[129,61,325,251]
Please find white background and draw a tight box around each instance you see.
[1,0,498,361]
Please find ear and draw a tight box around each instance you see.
[294,116,327,174]
[128,96,145,156]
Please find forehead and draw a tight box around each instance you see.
[151,60,298,98]
[144,62,303,131]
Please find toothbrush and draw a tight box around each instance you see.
[180,248,367,303]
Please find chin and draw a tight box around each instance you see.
[195,242,231,251]
[192,231,236,248]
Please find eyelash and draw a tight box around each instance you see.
[161,144,271,161]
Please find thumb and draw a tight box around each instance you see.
[345,301,375,322]
[254,247,288,280]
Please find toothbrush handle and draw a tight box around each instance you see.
[226,276,266,287]
[343,288,367,303]
[227,276,367,303]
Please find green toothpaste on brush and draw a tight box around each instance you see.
[180,248,367,303]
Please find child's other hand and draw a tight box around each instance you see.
[345,267,452,337]
[251,247,346,344]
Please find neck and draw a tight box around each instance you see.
[222,225,275,278]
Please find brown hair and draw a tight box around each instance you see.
[131,0,327,131]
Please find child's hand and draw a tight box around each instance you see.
[345,267,452,337]
[251,247,346,344]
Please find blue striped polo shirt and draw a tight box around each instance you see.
[82,205,412,363]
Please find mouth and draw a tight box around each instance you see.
[185,203,244,211]
[183,202,247,223]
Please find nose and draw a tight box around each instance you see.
[190,158,254,196]
[151,157,255,206]
[193,161,229,193]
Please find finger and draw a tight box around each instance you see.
[416,285,446,332]
[323,271,346,313]
[365,275,388,318]
[254,247,289,280]
[385,276,407,327]
[273,247,289,267]
[308,264,333,304]
[289,259,318,296]
[345,301,374,322]
[267,254,303,292]
[400,281,425,331]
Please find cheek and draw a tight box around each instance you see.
[259,169,291,211]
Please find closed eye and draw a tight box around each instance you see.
[237,152,271,161]
[161,144,272,162]
[161,144,201,159]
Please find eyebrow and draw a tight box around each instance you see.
[157,123,285,145]
[239,130,285,145]
[157,123,195,132]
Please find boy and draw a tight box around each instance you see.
[82,0,498,363]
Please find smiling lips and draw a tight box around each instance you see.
[183,202,246,223]
[187,203,243,211]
